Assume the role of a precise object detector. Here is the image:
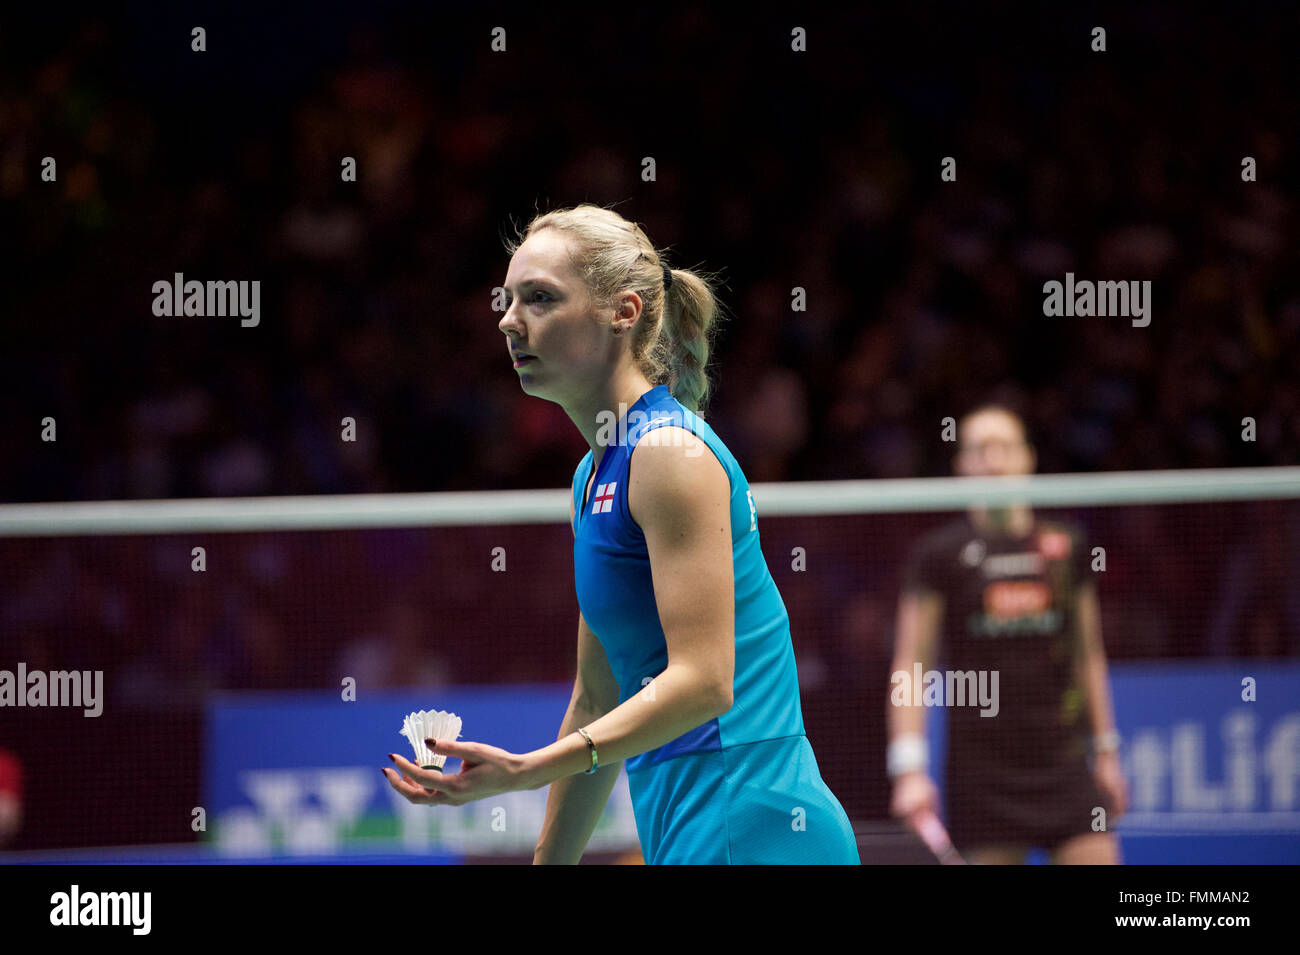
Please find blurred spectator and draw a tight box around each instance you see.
[0,748,22,849]
[337,599,453,691]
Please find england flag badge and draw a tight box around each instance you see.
[591,481,617,514]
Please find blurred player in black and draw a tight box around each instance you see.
[887,405,1128,864]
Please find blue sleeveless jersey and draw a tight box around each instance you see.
[570,385,859,863]
[572,385,803,767]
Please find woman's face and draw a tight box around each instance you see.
[499,229,620,405]
[954,410,1036,477]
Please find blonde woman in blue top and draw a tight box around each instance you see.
[382,204,858,864]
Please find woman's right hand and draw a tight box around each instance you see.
[889,770,938,822]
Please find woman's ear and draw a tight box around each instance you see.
[613,290,643,330]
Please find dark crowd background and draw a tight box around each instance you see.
[2,4,1299,500]
[1,3,1298,851]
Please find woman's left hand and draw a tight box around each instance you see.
[1094,751,1128,820]
[383,739,529,806]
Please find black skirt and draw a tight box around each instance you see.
[944,753,1109,851]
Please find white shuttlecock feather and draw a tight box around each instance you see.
[400,709,463,769]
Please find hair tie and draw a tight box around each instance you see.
[662,265,673,291]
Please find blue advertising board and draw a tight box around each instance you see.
[927,662,1300,863]
[192,664,1300,864]
[202,684,641,860]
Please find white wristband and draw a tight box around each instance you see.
[1093,731,1121,754]
[887,734,929,779]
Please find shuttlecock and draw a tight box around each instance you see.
[400,709,463,770]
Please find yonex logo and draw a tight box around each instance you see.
[591,482,617,514]
[629,418,677,444]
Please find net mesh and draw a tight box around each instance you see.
[1,489,1297,854]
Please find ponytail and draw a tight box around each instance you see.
[655,268,718,415]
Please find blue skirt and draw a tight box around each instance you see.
[625,734,860,864]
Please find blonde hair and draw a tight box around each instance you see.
[503,202,725,415]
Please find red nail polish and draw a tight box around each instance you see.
[388,753,396,762]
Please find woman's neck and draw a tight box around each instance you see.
[564,368,657,468]
[968,504,1034,538]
